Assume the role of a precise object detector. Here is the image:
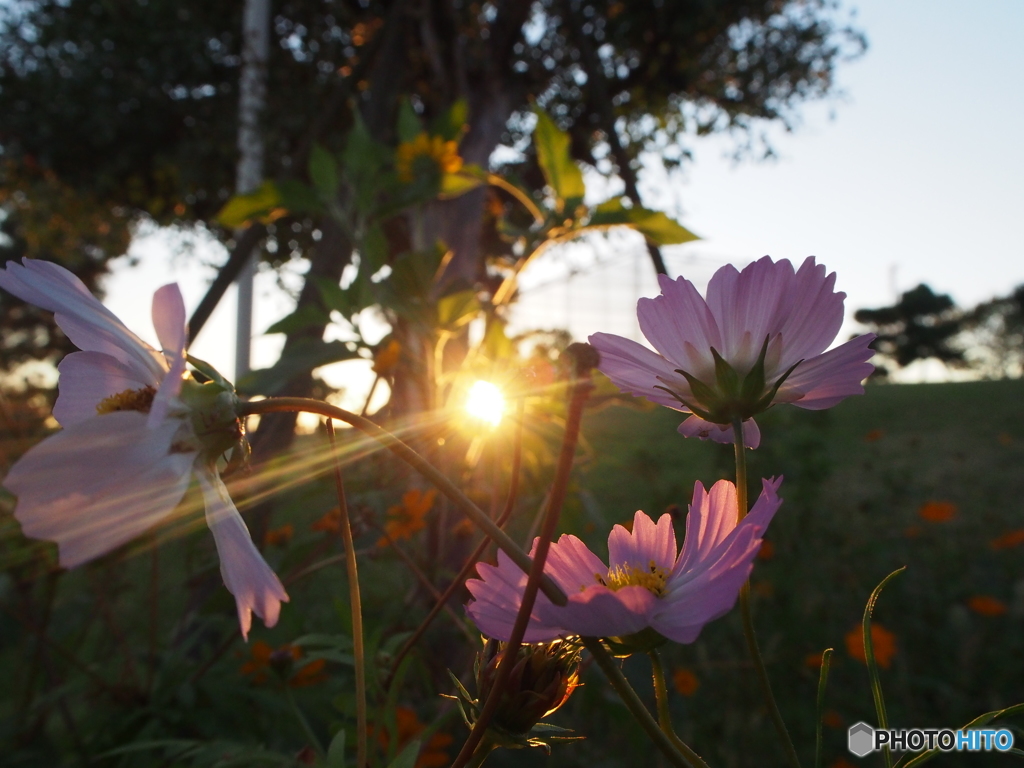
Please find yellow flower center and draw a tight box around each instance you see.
[96,386,157,415]
[593,560,669,597]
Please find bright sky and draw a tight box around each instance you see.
[103,0,1024,393]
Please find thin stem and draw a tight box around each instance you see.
[360,373,381,417]
[148,542,159,692]
[464,738,497,768]
[377,526,478,646]
[732,418,802,768]
[286,685,326,758]
[325,421,368,768]
[814,649,834,768]
[386,402,525,688]
[649,650,711,768]
[238,397,567,607]
[449,374,593,768]
[582,638,698,768]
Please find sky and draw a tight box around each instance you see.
[102,0,1024,398]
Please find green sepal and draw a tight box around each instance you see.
[739,336,771,405]
[710,347,741,397]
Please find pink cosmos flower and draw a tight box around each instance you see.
[589,257,875,448]
[0,258,287,639]
[466,477,782,646]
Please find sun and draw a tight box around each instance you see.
[465,380,505,427]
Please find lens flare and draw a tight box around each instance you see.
[465,380,505,427]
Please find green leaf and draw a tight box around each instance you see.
[863,567,905,768]
[483,317,514,360]
[314,276,354,316]
[431,99,468,141]
[265,304,331,335]
[385,739,421,768]
[309,144,339,200]
[397,98,422,143]
[361,223,389,275]
[440,171,484,198]
[588,199,699,245]
[216,181,283,228]
[532,107,585,205]
[814,649,833,768]
[896,702,1024,768]
[437,290,481,328]
[325,730,346,768]
[275,179,325,216]
[237,339,362,396]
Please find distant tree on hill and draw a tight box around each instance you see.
[855,283,1024,379]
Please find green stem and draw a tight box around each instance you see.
[583,638,700,768]
[286,685,325,758]
[238,397,566,607]
[649,651,710,768]
[464,738,497,768]
[325,422,367,768]
[450,375,592,768]
[385,400,525,691]
[814,649,834,768]
[732,418,802,768]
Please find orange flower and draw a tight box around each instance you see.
[373,339,402,375]
[904,525,922,538]
[864,428,884,442]
[990,530,1024,551]
[395,133,463,183]
[845,624,897,669]
[997,432,1012,446]
[312,507,342,534]
[804,651,825,669]
[290,658,329,687]
[918,500,957,522]
[265,524,294,547]
[371,707,453,768]
[830,758,856,768]
[967,595,1007,617]
[672,668,700,696]
[378,489,438,546]
[822,710,844,728]
[240,641,328,687]
[757,540,775,560]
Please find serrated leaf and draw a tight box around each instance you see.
[588,199,698,245]
[265,304,331,336]
[437,290,481,328]
[397,99,422,143]
[533,108,585,205]
[216,181,283,228]
[309,144,339,200]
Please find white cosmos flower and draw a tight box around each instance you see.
[0,258,287,639]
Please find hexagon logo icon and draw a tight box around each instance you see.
[848,722,875,757]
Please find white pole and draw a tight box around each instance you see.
[234,0,271,381]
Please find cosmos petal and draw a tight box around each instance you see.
[53,351,155,427]
[3,412,194,567]
[197,470,289,640]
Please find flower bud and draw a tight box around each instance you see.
[452,639,581,750]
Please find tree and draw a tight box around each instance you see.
[854,284,966,374]
[0,0,866,423]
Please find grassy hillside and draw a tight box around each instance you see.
[548,378,1024,767]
